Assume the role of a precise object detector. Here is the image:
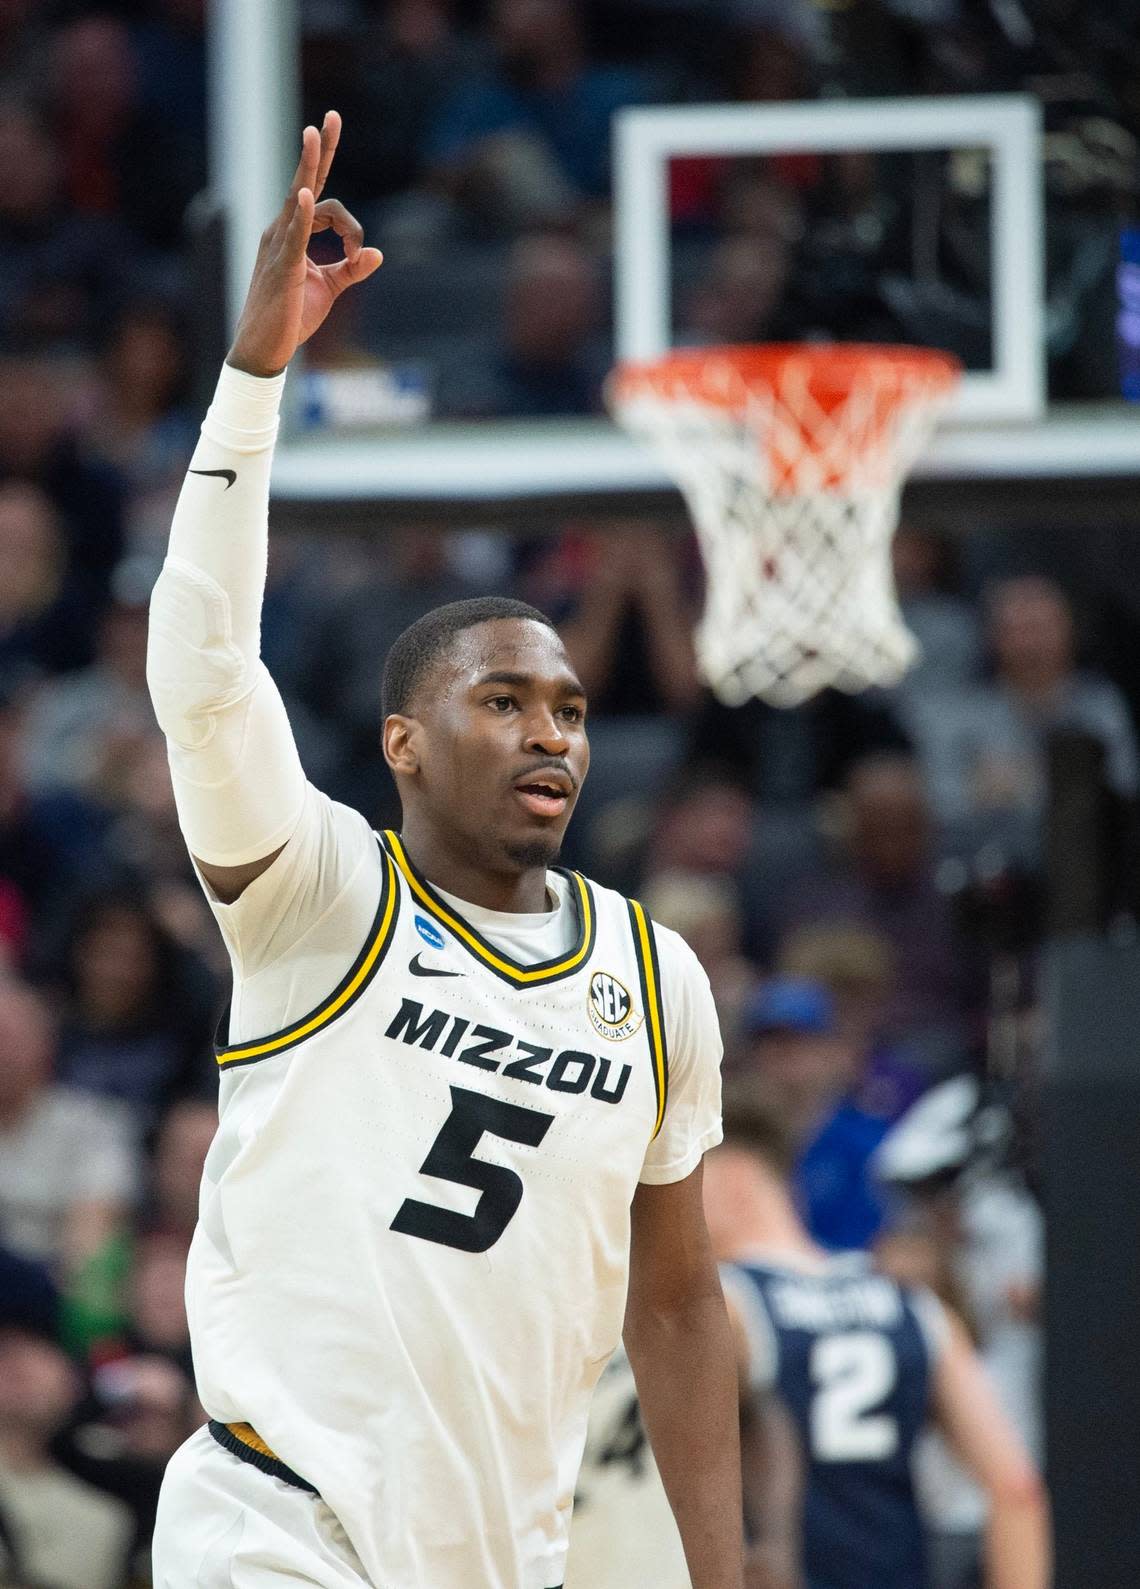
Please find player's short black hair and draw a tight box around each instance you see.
[719,1086,798,1181]
[380,596,557,719]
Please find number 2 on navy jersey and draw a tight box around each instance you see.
[390,1085,554,1254]
[809,1332,899,1461]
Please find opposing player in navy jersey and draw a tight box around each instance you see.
[706,1097,1051,1589]
[145,112,741,1589]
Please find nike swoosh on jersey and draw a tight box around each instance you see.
[408,954,463,978]
[189,467,237,489]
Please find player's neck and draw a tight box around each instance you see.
[729,1199,823,1264]
[731,1234,829,1270]
[398,821,553,914]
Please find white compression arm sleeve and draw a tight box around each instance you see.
[147,362,308,868]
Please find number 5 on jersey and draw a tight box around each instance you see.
[391,1086,554,1254]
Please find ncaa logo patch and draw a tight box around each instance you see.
[587,971,643,1042]
[414,915,446,950]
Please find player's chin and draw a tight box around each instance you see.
[503,835,563,871]
[500,812,572,871]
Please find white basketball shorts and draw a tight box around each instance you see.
[152,1424,371,1588]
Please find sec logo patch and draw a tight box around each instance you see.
[587,971,643,1041]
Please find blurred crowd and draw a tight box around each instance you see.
[0,1,1134,427]
[6,493,1139,1582]
[0,0,1137,1584]
[298,0,1140,411]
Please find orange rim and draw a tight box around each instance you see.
[610,342,961,408]
[609,343,961,492]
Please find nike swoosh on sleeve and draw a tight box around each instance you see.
[189,468,237,489]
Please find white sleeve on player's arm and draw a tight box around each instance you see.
[146,361,306,868]
[638,925,724,1185]
[206,783,381,1027]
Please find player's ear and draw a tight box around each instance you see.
[382,714,420,776]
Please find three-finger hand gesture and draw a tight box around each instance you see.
[228,111,383,379]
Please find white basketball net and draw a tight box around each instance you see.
[610,350,957,707]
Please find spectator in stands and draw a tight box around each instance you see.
[555,521,700,713]
[20,566,154,798]
[90,302,196,509]
[639,870,757,1047]
[0,481,97,680]
[734,977,891,1248]
[125,0,208,248]
[441,234,606,417]
[0,102,132,348]
[612,762,758,910]
[333,0,489,228]
[648,764,754,882]
[0,347,125,601]
[0,977,135,1279]
[56,1343,199,1580]
[686,677,911,805]
[48,16,139,221]
[726,3,821,102]
[0,0,50,86]
[539,520,699,865]
[79,729,217,963]
[0,676,109,964]
[424,0,649,234]
[48,11,207,253]
[0,1246,59,1349]
[889,522,983,698]
[911,575,1140,853]
[777,919,927,1124]
[779,751,984,1071]
[132,0,208,141]
[0,1319,132,1589]
[876,1076,1044,1464]
[681,233,795,347]
[53,891,216,1131]
[297,525,492,816]
[142,1098,216,1242]
[122,1230,193,1373]
[522,522,692,855]
[50,1222,198,1576]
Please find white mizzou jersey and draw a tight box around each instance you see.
[186,818,722,1589]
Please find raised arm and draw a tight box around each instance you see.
[146,114,381,903]
[625,1165,744,1589]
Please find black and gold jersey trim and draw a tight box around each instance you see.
[208,1419,318,1495]
[215,842,400,1069]
[382,830,595,988]
[628,899,668,1140]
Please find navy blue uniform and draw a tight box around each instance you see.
[728,1255,943,1589]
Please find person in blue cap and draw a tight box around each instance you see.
[735,977,897,1249]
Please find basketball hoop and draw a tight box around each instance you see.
[607,343,961,707]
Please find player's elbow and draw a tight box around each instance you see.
[987,1459,1048,1515]
[146,558,252,749]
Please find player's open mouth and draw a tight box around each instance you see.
[511,769,572,817]
[513,781,569,817]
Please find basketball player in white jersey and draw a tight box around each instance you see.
[145,114,742,1589]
